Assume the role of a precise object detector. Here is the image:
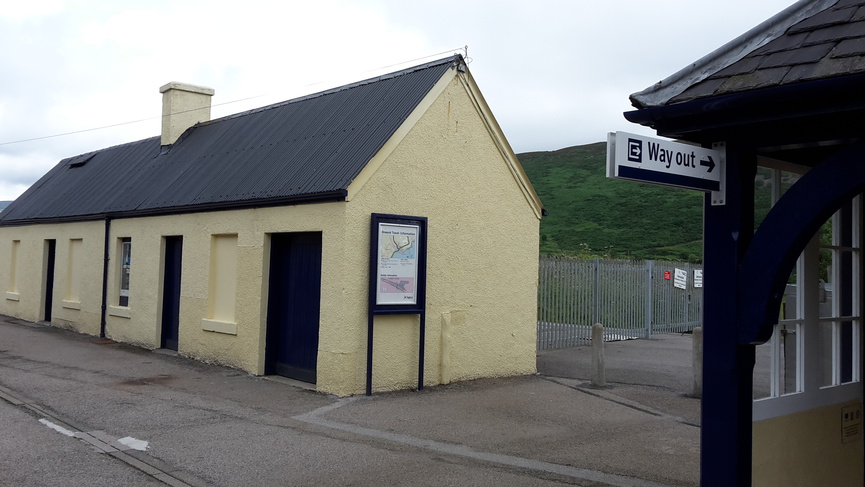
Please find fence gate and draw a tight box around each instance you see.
[537,257,702,350]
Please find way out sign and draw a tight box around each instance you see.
[607,131,725,205]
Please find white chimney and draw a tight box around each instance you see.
[159,82,215,145]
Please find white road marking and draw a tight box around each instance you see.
[38,418,149,452]
[117,436,149,451]
[38,418,76,437]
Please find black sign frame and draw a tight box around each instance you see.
[366,213,428,395]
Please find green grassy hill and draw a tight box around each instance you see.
[518,142,705,262]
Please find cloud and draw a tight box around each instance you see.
[0,0,796,200]
[0,151,57,193]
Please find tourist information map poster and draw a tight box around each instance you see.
[375,222,419,305]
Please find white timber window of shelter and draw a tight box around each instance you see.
[753,164,863,421]
[119,237,131,307]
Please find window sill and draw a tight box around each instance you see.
[61,300,81,310]
[108,306,131,319]
[5,292,19,302]
[201,318,237,335]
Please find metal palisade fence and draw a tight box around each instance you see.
[537,256,703,350]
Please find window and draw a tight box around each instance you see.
[754,167,804,400]
[753,165,861,419]
[818,198,861,387]
[119,238,131,307]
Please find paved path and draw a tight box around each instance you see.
[0,316,699,486]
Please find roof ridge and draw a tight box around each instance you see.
[630,0,838,108]
[202,54,464,126]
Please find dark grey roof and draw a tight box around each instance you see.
[631,0,865,108]
[1,56,462,225]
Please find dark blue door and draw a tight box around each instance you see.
[161,236,183,350]
[266,232,322,383]
[43,239,56,322]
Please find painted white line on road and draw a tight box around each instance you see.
[38,417,149,453]
[118,436,149,451]
[38,418,76,437]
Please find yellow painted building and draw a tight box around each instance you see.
[0,56,543,396]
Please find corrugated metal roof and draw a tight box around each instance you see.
[1,56,461,224]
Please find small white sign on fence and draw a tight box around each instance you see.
[694,269,703,288]
[674,268,687,290]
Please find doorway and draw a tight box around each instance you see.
[42,239,56,322]
[265,232,323,383]
[161,236,183,350]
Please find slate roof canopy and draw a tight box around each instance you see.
[1,55,464,225]
[624,0,865,156]
[630,0,865,108]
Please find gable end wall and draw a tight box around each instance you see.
[325,73,540,395]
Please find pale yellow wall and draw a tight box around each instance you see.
[0,204,351,385]
[325,71,541,395]
[103,203,348,374]
[753,400,864,486]
[0,222,105,333]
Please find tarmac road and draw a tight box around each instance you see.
[0,316,700,486]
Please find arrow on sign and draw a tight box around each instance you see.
[700,156,716,173]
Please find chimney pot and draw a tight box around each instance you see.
[159,82,215,145]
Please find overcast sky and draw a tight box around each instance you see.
[0,0,796,201]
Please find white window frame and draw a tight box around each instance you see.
[753,169,863,421]
[119,237,131,307]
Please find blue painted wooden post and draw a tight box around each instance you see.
[701,147,756,486]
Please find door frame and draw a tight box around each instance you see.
[42,239,56,322]
[264,232,323,383]
[160,236,183,350]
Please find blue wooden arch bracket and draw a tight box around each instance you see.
[739,138,865,345]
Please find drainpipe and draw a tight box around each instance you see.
[99,217,111,338]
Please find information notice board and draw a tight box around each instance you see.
[367,213,428,395]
